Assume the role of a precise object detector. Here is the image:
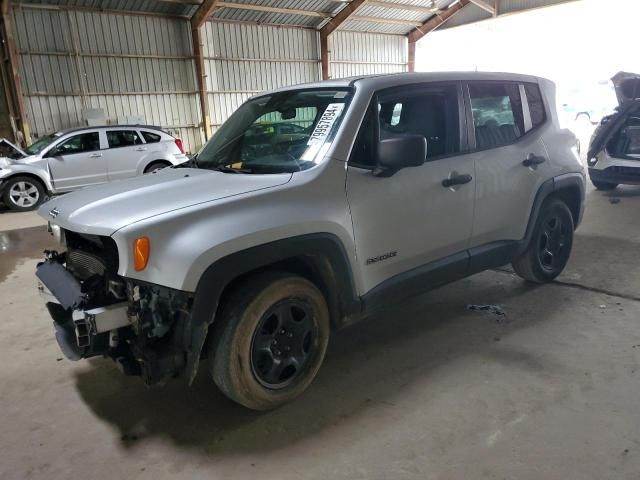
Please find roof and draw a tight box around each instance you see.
[55,125,168,135]
[259,70,547,95]
[12,0,582,35]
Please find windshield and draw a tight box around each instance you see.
[25,133,61,155]
[193,88,352,174]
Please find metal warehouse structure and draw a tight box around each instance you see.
[0,0,576,152]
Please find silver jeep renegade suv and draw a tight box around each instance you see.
[36,72,585,410]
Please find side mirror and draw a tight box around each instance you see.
[373,134,426,177]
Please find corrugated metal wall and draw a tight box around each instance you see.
[12,7,203,152]
[10,7,409,149]
[330,31,407,79]
[201,21,321,132]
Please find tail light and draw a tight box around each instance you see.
[174,138,184,154]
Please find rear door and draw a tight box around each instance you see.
[464,81,551,249]
[46,131,105,191]
[103,129,146,181]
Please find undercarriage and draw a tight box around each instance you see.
[37,229,193,384]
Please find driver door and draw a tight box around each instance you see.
[46,131,106,191]
[346,83,476,297]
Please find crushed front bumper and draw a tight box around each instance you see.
[36,263,130,361]
[37,254,192,383]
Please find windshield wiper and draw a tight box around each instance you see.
[211,165,253,174]
[173,155,199,169]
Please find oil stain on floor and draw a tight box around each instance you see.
[0,226,56,283]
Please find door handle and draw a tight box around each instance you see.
[135,147,147,151]
[89,153,102,158]
[442,173,473,188]
[522,153,546,167]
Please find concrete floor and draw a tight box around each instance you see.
[1,184,640,480]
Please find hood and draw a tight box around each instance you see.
[587,99,640,161]
[612,71,640,106]
[4,154,39,165]
[39,168,292,236]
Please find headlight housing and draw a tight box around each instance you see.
[47,222,65,246]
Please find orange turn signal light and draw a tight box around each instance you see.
[133,237,150,271]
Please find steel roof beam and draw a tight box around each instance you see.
[407,0,470,44]
[191,0,219,27]
[468,0,495,15]
[407,0,470,72]
[320,0,366,80]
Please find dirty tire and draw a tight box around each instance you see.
[512,197,574,283]
[591,180,617,191]
[144,161,170,174]
[2,176,45,211]
[209,272,330,410]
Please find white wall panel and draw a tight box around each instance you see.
[330,31,407,79]
[12,7,203,152]
[202,21,321,130]
[12,5,409,150]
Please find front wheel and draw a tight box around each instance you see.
[209,272,330,410]
[2,176,45,211]
[512,198,574,283]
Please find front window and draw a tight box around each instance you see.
[53,132,100,156]
[193,88,352,174]
[25,133,62,155]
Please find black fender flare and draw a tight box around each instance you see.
[516,172,585,256]
[184,233,360,383]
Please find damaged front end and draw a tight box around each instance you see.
[37,228,193,385]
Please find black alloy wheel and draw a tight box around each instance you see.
[250,299,315,389]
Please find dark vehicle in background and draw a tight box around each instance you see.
[588,72,640,190]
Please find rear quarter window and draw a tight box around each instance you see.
[524,83,546,129]
[141,131,162,143]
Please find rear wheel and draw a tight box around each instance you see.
[2,176,45,211]
[591,179,618,191]
[144,161,171,174]
[209,272,330,410]
[512,198,574,283]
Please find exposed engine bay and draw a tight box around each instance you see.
[37,228,193,385]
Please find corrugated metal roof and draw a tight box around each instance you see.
[441,0,582,29]
[12,0,580,35]
[440,2,492,29]
[212,8,322,28]
[13,0,198,16]
[11,0,451,33]
[340,19,415,35]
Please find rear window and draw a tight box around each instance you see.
[141,131,162,143]
[107,130,142,148]
[524,83,546,129]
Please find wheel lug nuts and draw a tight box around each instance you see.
[273,340,278,345]
[287,332,293,338]
[280,329,285,334]
[284,346,291,352]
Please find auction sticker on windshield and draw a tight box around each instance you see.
[307,103,345,146]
